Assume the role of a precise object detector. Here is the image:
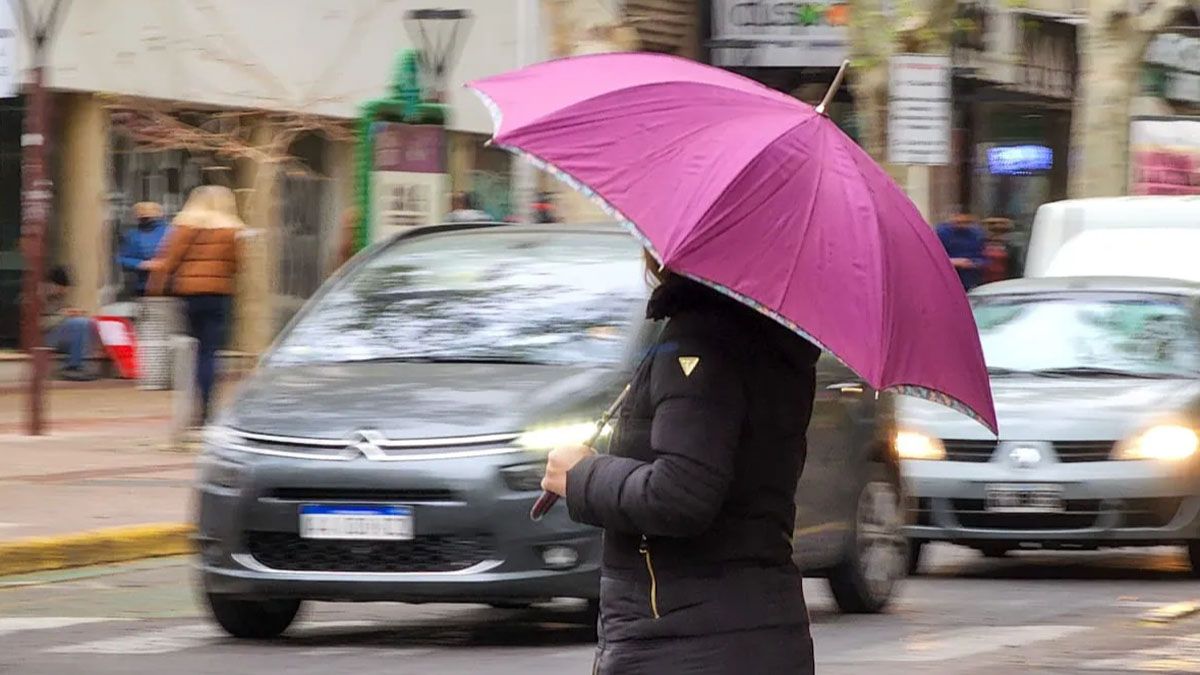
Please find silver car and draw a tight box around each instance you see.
[196,223,907,639]
[901,276,1200,575]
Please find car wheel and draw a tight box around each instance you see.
[1188,541,1200,578]
[205,594,302,639]
[827,466,906,614]
[907,539,925,576]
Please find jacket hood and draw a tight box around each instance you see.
[647,276,820,371]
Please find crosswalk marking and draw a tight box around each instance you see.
[821,625,1091,664]
[48,623,221,655]
[0,617,124,637]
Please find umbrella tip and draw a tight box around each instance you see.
[814,59,850,116]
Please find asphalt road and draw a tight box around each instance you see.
[2,545,1199,674]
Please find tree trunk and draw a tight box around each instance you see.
[1069,0,1193,198]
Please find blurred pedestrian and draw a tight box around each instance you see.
[532,191,558,224]
[331,206,359,275]
[936,212,987,291]
[541,252,820,674]
[116,201,171,298]
[982,217,1013,285]
[445,191,492,223]
[42,266,96,381]
[148,186,244,425]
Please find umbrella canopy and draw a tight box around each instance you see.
[469,53,997,433]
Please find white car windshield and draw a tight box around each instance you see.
[973,294,1200,378]
[269,229,648,367]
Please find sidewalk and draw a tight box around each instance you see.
[0,382,235,575]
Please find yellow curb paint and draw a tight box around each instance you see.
[1140,600,1200,625]
[0,524,194,577]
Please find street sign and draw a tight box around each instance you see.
[370,122,448,241]
[888,54,952,166]
[0,2,18,98]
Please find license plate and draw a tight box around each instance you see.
[985,485,1065,513]
[298,504,414,540]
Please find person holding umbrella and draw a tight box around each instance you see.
[542,254,821,672]
[471,55,996,674]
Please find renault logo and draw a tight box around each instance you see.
[346,430,389,461]
[1009,446,1042,469]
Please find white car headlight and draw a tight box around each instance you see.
[516,421,610,451]
[1115,425,1199,461]
[896,431,946,460]
[201,424,237,448]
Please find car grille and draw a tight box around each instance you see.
[262,488,457,503]
[1052,441,1115,463]
[246,532,495,573]
[943,440,997,462]
[951,498,1102,530]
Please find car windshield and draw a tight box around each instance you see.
[973,293,1200,378]
[269,229,648,367]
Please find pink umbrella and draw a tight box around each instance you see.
[468,53,996,435]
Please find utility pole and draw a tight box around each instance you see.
[13,0,69,435]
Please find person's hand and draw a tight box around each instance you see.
[140,260,162,272]
[541,444,596,497]
[951,258,973,269]
[64,307,84,317]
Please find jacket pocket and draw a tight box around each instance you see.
[638,535,660,619]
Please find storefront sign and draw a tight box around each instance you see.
[709,1,850,68]
[888,54,952,166]
[1145,34,1200,104]
[1129,117,1200,196]
[0,2,18,99]
[987,145,1052,175]
[371,123,448,241]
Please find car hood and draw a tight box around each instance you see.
[224,361,623,440]
[897,377,1200,441]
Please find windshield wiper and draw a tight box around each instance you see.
[348,355,554,366]
[986,367,1028,377]
[1026,366,1171,379]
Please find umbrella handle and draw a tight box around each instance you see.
[815,59,850,116]
[529,384,631,522]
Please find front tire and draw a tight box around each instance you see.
[827,466,906,614]
[205,594,302,639]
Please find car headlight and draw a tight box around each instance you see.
[896,431,946,460]
[516,421,609,451]
[1115,425,1199,461]
[202,424,237,448]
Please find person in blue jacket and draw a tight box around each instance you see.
[936,212,988,291]
[117,202,170,297]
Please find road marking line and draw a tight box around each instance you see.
[1141,600,1200,624]
[821,625,1090,663]
[0,617,126,637]
[47,623,221,655]
[1083,632,1200,672]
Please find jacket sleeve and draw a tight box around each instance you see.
[146,226,192,296]
[116,232,142,270]
[565,319,746,538]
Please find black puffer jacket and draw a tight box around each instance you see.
[565,276,821,659]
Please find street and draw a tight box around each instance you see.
[2,545,1199,674]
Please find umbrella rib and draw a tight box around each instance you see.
[669,113,822,263]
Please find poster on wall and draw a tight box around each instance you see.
[0,1,18,99]
[887,54,952,166]
[1129,117,1200,196]
[371,122,449,242]
[709,0,851,68]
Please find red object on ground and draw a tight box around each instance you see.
[93,316,139,379]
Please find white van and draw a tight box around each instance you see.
[1023,196,1200,277]
[1043,227,1200,283]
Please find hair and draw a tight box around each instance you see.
[48,266,70,287]
[175,185,244,229]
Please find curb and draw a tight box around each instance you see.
[0,524,194,578]
[1140,600,1200,625]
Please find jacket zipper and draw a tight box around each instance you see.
[639,535,660,619]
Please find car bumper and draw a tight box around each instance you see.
[902,458,1200,546]
[195,449,601,603]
